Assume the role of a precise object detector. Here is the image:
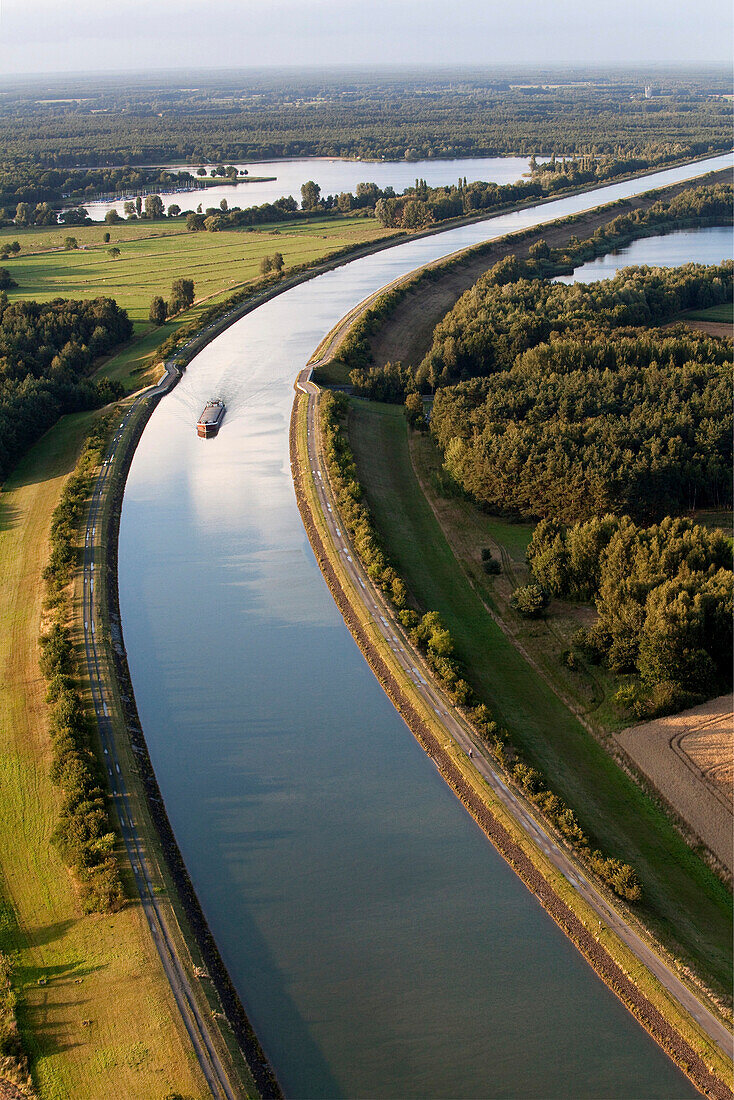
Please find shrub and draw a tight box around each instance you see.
[561,648,579,671]
[404,391,426,429]
[38,420,124,913]
[612,683,639,714]
[633,681,700,721]
[149,295,168,325]
[510,583,548,618]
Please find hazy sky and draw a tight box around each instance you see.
[0,0,731,76]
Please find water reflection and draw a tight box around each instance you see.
[557,225,733,283]
[81,154,537,220]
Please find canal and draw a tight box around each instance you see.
[118,155,730,1098]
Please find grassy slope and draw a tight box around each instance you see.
[0,411,207,1100]
[681,304,733,323]
[348,399,732,997]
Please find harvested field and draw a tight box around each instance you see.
[616,696,733,873]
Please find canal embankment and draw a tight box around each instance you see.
[97,383,282,1099]
[288,384,733,1098]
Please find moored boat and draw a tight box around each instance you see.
[197,400,226,438]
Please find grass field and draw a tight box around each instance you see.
[681,303,733,323]
[695,509,734,533]
[0,216,395,391]
[0,216,392,325]
[0,411,208,1099]
[348,399,732,999]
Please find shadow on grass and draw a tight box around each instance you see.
[0,496,20,531]
[2,411,95,493]
[16,952,106,1058]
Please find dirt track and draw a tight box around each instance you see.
[368,170,732,372]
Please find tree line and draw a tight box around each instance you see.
[0,72,729,169]
[0,164,203,217]
[0,948,30,1096]
[0,295,128,484]
[39,415,124,913]
[319,389,641,900]
[527,516,733,718]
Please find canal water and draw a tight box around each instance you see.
[118,156,730,1098]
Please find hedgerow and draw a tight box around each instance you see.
[38,414,123,914]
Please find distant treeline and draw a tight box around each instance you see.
[0,164,201,212]
[0,72,730,168]
[0,296,128,484]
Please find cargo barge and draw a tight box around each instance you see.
[197,400,226,438]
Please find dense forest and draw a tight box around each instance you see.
[0,296,128,483]
[427,263,732,521]
[527,516,733,714]
[0,68,729,170]
[364,193,731,715]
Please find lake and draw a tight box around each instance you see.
[81,155,540,219]
[557,224,733,283]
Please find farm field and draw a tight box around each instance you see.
[347,398,733,997]
[616,696,733,873]
[0,411,208,1099]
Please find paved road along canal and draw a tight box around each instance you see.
[118,155,730,1099]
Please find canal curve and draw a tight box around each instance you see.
[118,156,730,1099]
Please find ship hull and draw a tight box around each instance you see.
[197,401,226,437]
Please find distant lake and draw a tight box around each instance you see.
[556,225,733,283]
[79,155,537,220]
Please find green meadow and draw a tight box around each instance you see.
[0,215,394,388]
[0,216,391,325]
